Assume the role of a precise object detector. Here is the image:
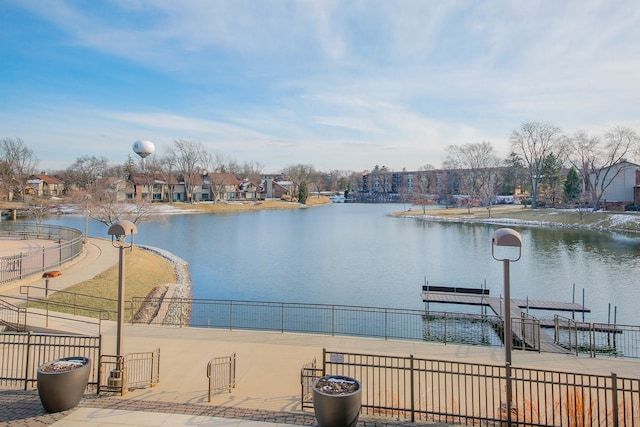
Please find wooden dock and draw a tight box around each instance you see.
[421,288,591,354]
[421,287,590,314]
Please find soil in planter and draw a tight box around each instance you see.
[315,377,359,395]
[40,360,85,373]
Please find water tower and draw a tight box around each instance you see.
[132,140,155,170]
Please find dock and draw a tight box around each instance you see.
[421,286,591,354]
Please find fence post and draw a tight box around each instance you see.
[410,354,415,423]
[24,331,32,390]
[384,308,388,340]
[281,302,285,333]
[322,348,326,375]
[229,300,233,331]
[611,372,619,427]
[331,305,335,336]
[505,362,513,427]
[443,312,447,345]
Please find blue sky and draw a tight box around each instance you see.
[1,1,638,173]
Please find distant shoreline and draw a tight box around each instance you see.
[391,205,640,234]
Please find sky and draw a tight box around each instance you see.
[1,1,639,174]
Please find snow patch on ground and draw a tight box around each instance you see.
[604,214,640,227]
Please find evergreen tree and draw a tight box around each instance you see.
[123,154,136,177]
[563,167,581,204]
[298,181,309,204]
[541,153,564,207]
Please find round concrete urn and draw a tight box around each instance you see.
[37,356,91,413]
[312,375,362,427]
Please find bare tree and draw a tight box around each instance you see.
[510,122,563,209]
[87,178,156,227]
[443,141,502,214]
[413,172,433,213]
[0,137,39,201]
[149,152,177,203]
[168,139,210,203]
[564,126,639,210]
[281,164,315,201]
[240,160,263,184]
[64,155,109,190]
[26,198,51,224]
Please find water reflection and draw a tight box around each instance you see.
[44,204,640,325]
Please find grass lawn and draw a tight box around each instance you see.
[28,248,176,321]
[170,195,331,213]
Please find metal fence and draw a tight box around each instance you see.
[301,349,640,426]
[206,353,236,402]
[300,357,321,410]
[0,293,108,336]
[0,223,84,284]
[514,312,542,351]
[0,332,101,390]
[555,315,640,359]
[0,298,26,331]
[98,349,160,395]
[132,298,505,347]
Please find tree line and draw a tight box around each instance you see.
[1,121,638,215]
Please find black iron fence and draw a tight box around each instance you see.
[133,298,505,347]
[0,332,101,390]
[0,223,83,284]
[301,349,640,426]
[555,315,640,359]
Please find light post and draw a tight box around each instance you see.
[83,194,92,244]
[491,227,522,426]
[42,270,61,298]
[107,220,137,388]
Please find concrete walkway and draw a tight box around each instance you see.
[1,237,640,426]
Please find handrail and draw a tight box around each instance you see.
[21,285,120,304]
[0,297,27,331]
[2,294,109,335]
[20,285,134,322]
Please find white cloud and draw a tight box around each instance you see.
[3,0,640,173]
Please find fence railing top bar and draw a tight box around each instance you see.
[0,297,22,310]
[324,348,640,383]
[20,285,119,304]
[133,296,503,319]
[556,313,637,329]
[9,294,112,318]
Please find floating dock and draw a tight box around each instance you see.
[421,285,590,314]
[421,285,591,354]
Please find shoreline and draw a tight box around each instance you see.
[391,205,640,234]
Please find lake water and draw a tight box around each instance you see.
[45,203,640,325]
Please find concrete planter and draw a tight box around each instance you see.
[37,356,91,413]
[312,375,362,427]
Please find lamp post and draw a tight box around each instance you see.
[107,220,137,358]
[83,194,92,244]
[491,227,522,427]
[42,270,62,298]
